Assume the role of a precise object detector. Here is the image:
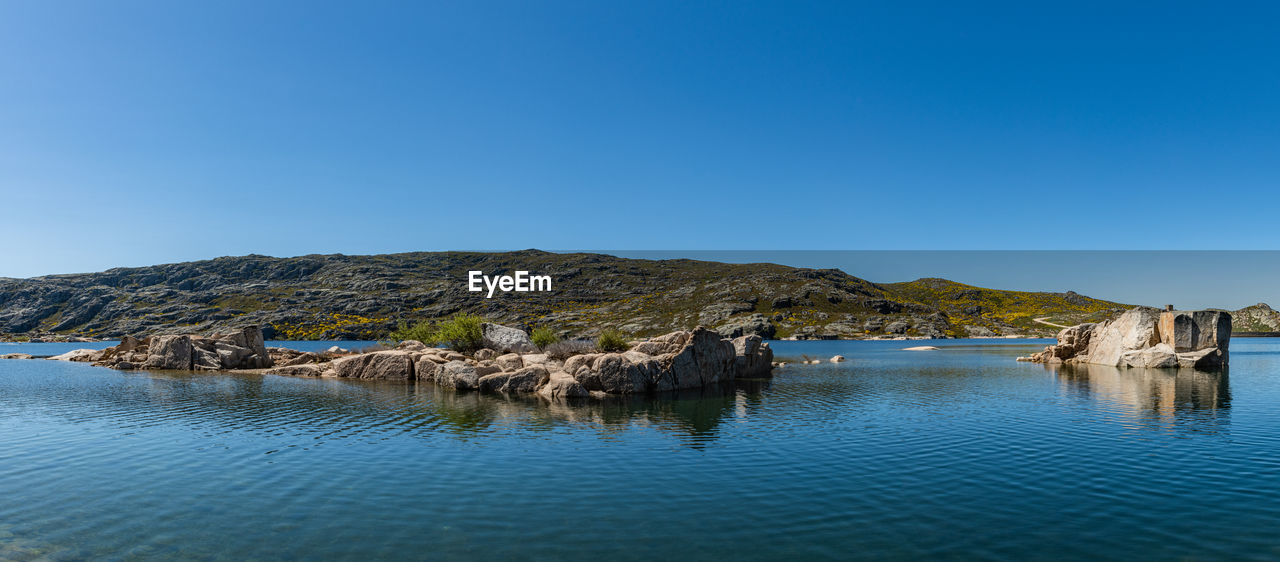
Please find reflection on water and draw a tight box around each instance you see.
[389,380,770,446]
[1050,363,1230,435]
[4,339,1280,560]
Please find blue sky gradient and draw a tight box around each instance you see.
[2,1,1278,279]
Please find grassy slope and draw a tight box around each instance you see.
[883,278,1128,335]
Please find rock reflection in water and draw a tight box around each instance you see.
[1051,363,1230,434]
[404,379,772,447]
[20,363,771,448]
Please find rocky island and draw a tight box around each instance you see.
[1021,307,1231,370]
[36,323,775,400]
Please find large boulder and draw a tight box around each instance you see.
[145,335,194,370]
[663,327,736,388]
[574,353,653,394]
[733,335,774,378]
[1084,308,1163,366]
[1176,347,1228,369]
[435,361,481,390]
[396,340,429,352]
[494,353,523,371]
[214,341,252,368]
[479,365,550,393]
[568,326,766,395]
[631,331,691,356]
[117,336,143,353]
[1119,343,1180,368]
[1159,310,1231,353]
[192,346,222,370]
[330,350,416,381]
[1026,307,1230,370]
[242,325,270,366]
[481,323,532,352]
[413,355,440,382]
[538,370,590,399]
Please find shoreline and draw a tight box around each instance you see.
[1,334,1061,345]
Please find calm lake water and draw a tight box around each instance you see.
[3,338,1280,560]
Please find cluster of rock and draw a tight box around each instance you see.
[16,322,776,399]
[270,326,774,399]
[1021,307,1230,370]
[50,326,274,371]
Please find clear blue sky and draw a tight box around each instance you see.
[2,1,1278,280]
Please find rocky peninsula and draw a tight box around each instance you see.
[1021,307,1231,370]
[33,323,775,400]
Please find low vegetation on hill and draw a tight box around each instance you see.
[0,250,1137,341]
[884,278,1126,337]
[1225,303,1280,332]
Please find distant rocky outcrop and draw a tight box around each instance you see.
[46,326,274,371]
[1022,308,1230,370]
[1229,303,1280,333]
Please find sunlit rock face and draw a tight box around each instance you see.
[1027,308,1230,370]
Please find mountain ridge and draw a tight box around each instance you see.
[0,250,1132,340]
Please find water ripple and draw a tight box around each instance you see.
[2,340,1280,559]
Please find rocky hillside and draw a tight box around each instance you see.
[0,250,1128,341]
[1227,303,1280,332]
[884,278,1125,337]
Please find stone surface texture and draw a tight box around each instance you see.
[1027,308,1230,370]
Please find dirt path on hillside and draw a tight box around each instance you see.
[1033,317,1071,329]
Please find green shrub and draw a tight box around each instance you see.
[388,313,486,353]
[596,329,629,352]
[531,326,560,349]
[430,313,486,353]
[389,320,435,344]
